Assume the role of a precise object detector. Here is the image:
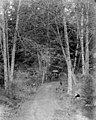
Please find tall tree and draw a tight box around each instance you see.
[80,3,85,75]
[5,7,10,84]
[10,0,21,82]
[85,1,89,75]
[63,10,72,95]
[2,8,9,90]
[73,3,80,72]
[60,0,73,94]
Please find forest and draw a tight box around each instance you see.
[0,0,96,120]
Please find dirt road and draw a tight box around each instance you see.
[2,82,89,120]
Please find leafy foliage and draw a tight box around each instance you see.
[0,0,95,85]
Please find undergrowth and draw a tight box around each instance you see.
[0,69,42,108]
[56,73,94,119]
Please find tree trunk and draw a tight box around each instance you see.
[80,5,85,75]
[55,17,72,94]
[5,10,10,83]
[10,33,16,82]
[63,9,72,95]
[2,10,8,90]
[38,53,42,71]
[37,47,42,72]
[42,69,45,84]
[73,10,80,72]
[0,30,3,58]
[47,3,49,46]
[56,3,73,95]
[85,2,89,75]
[55,17,67,63]
[10,0,21,82]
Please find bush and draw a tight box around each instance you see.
[6,70,37,104]
[0,69,42,107]
[82,75,94,104]
[73,74,94,105]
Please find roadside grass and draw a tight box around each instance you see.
[55,73,94,119]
